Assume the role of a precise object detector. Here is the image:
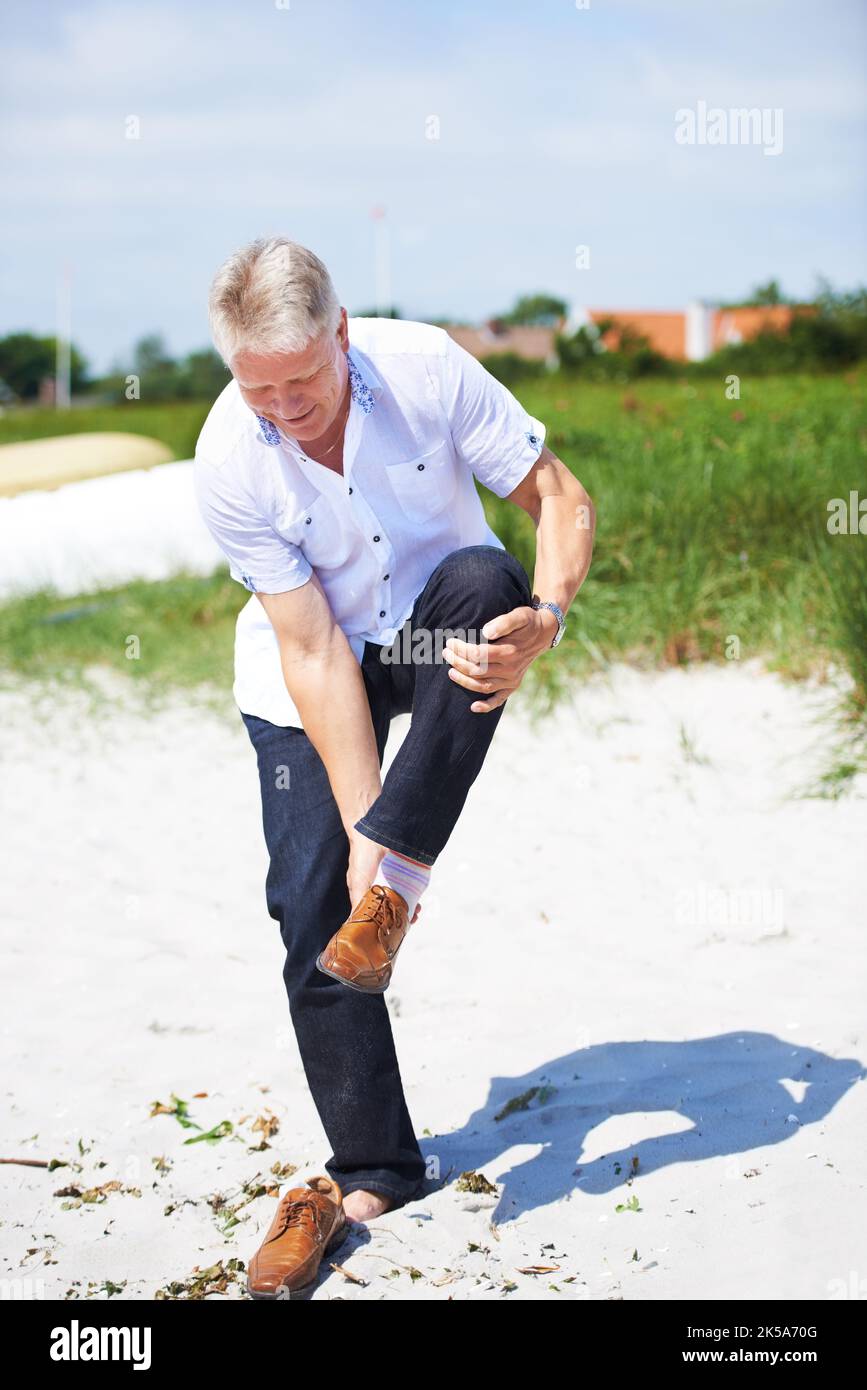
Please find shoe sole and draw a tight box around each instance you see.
[315,952,392,994]
[246,1220,351,1300]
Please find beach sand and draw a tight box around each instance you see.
[0,433,174,498]
[1,658,864,1301]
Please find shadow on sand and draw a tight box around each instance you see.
[419,1031,863,1223]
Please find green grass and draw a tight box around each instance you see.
[0,401,210,459]
[506,368,867,684]
[1,372,866,762]
[0,571,240,696]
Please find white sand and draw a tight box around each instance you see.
[0,433,174,498]
[1,659,864,1301]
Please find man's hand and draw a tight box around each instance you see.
[442,604,559,713]
[346,829,422,922]
[346,827,385,912]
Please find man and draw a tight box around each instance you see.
[194,236,595,1299]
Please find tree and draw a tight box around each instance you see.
[720,279,790,309]
[0,332,88,400]
[750,279,785,306]
[499,294,568,327]
[697,278,867,373]
[95,340,234,402]
[555,317,671,379]
[128,333,182,400]
[555,322,605,367]
[177,349,231,400]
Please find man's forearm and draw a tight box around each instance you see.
[279,640,382,836]
[531,467,596,620]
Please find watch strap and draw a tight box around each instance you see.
[532,598,566,648]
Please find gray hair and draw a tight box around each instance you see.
[207,236,342,364]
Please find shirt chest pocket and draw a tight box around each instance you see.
[384,438,458,525]
[280,494,350,571]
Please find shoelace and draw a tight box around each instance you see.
[347,885,404,957]
[350,884,390,927]
[271,1192,322,1242]
[373,887,403,953]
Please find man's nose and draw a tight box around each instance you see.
[273,391,306,416]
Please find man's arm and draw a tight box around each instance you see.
[194,450,395,907]
[256,573,382,840]
[504,443,596,640]
[443,444,596,708]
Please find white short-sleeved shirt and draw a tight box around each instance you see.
[194,316,546,727]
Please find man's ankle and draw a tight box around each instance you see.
[374,849,432,920]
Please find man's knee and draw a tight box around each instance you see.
[436,545,530,602]
[412,549,528,667]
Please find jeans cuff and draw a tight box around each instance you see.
[353,817,437,868]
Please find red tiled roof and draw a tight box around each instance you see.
[439,304,815,364]
[711,304,810,351]
[587,310,686,359]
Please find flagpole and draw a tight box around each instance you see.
[56,263,72,410]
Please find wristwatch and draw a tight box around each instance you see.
[532,597,566,648]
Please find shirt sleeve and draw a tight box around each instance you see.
[193,454,313,596]
[436,332,547,497]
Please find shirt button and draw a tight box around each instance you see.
[383,573,390,580]
[305,516,311,524]
[348,486,353,494]
[373,534,380,542]
[417,463,425,470]
[379,610,386,618]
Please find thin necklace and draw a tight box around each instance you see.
[303,379,351,460]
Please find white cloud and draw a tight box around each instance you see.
[1,0,863,368]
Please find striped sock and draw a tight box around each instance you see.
[374,850,432,920]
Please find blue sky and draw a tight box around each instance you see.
[1,0,865,373]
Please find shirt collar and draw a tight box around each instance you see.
[346,343,382,414]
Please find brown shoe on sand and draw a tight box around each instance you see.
[316,884,410,994]
[246,1175,349,1300]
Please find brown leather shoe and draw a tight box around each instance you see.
[246,1175,349,1300]
[316,884,410,994]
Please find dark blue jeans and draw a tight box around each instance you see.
[241,545,533,1207]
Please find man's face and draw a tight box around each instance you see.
[231,308,349,441]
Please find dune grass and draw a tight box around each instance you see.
[494,369,866,690]
[1,370,865,768]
